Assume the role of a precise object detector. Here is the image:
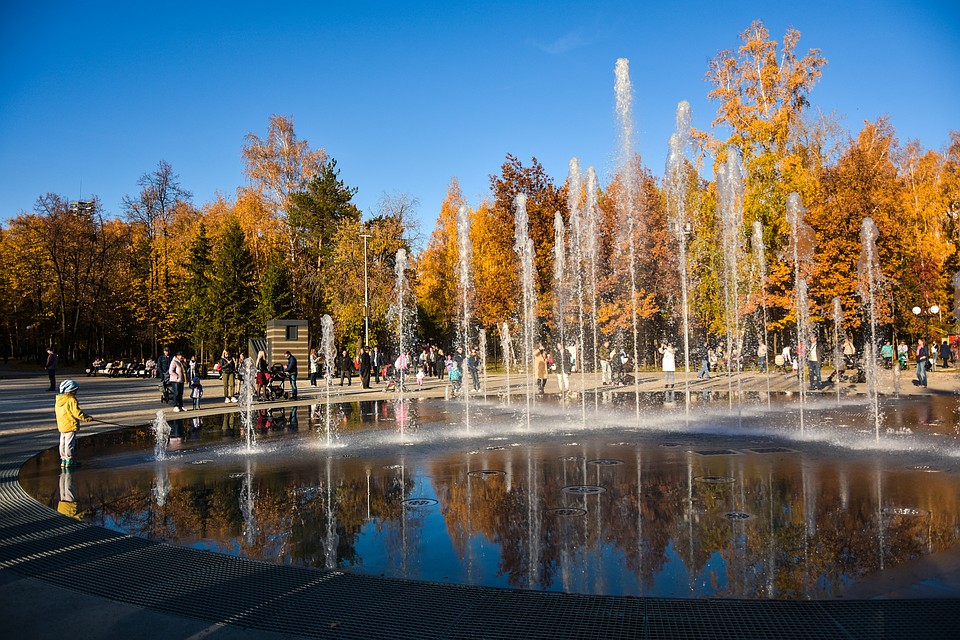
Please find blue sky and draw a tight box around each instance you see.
[2,1,957,238]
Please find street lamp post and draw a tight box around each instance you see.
[912,304,940,344]
[360,227,372,346]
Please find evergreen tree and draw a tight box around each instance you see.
[256,248,295,327]
[182,223,215,355]
[210,217,256,351]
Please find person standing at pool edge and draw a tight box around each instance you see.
[45,347,58,391]
[56,379,92,468]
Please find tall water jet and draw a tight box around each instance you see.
[513,194,537,429]
[718,151,745,413]
[752,221,771,407]
[786,192,815,433]
[566,158,588,424]
[320,314,336,447]
[553,208,569,398]
[152,410,171,460]
[615,58,641,421]
[239,356,257,452]
[584,166,601,407]
[832,297,843,405]
[499,321,513,405]
[666,101,694,416]
[457,203,474,431]
[478,328,488,401]
[388,248,416,439]
[859,217,883,441]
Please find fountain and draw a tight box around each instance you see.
[752,220,771,408]
[859,217,883,440]
[478,328,488,401]
[499,321,513,405]
[457,203,474,430]
[513,193,537,428]
[786,192,815,433]
[152,410,171,460]
[832,296,843,405]
[388,248,416,439]
[553,209,569,396]
[320,314,336,447]
[666,101,693,417]
[717,151,745,415]
[239,356,257,452]
[566,157,588,424]
[583,166,601,409]
[614,58,641,421]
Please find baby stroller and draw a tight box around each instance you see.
[159,377,172,404]
[383,364,408,393]
[264,364,289,400]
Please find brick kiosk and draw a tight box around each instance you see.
[265,319,309,369]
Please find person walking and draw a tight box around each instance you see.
[757,341,768,373]
[807,335,822,389]
[309,348,320,387]
[534,343,548,393]
[916,339,929,387]
[45,348,58,391]
[359,346,372,389]
[55,379,92,468]
[467,348,481,392]
[255,350,269,400]
[284,350,298,399]
[337,350,353,386]
[658,342,677,388]
[219,350,237,403]
[940,339,952,369]
[169,352,186,412]
[599,340,612,385]
[698,342,711,380]
[371,346,383,384]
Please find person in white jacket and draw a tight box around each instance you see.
[658,342,677,388]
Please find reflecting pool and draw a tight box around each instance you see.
[19,393,960,599]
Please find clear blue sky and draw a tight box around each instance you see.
[2,1,957,238]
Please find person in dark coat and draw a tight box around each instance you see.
[284,350,298,399]
[358,346,372,389]
[338,350,353,386]
[45,348,58,391]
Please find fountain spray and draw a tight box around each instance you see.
[320,314,336,447]
[615,58,641,422]
[457,203,474,431]
[753,221,771,408]
[718,152,745,417]
[786,192,815,434]
[666,101,693,418]
[859,217,883,441]
[513,193,537,430]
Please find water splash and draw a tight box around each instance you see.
[718,151,745,417]
[388,248,417,439]
[500,321,514,405]
[152,410,171,460]
[787,192,815,433]
[239,357,257,452]
[320,314,336,447]
[752,220,771,408]
[457,203,474,431]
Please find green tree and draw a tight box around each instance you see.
[210,217,256,351]
[256,248,295,327]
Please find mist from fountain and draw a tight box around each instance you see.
[457,203,474,431]
[615,58,641,421]
[513,193,537,429]
[478,328,488,401]
[320,314,336,447]
[752,221,771,408]
[152,410,171,460]
[666,101,693,417]
[859,217,883,441]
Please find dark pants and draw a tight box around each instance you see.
[361,371,371,388]
[172,381,184,409]
[808,361,821,388]
[471,369,480,390]
[340,371,351,386]
[47,369,56,391]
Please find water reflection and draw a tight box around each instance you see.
[18,395,960,599]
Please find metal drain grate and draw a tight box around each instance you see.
[691,449,741,456]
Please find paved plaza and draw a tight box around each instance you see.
[1,364,959,639]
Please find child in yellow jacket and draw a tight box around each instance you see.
[55,379,92,468]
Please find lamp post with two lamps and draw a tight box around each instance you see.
[912,304,940,345]
[360,226,372,347]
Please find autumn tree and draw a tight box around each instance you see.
[414,179,464,340]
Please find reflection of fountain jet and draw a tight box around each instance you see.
[324,456,338,569]
[152,462,171,507]
[239,459,257,547]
